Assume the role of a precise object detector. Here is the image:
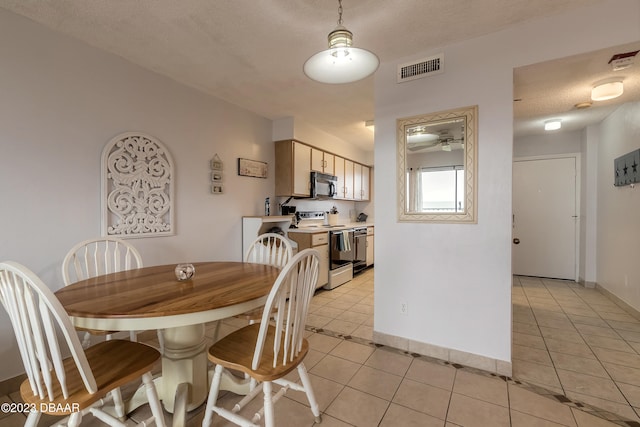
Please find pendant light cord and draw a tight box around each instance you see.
[337,0,343,26]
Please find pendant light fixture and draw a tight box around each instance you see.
[303,0,379,84]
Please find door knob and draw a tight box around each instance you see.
[513,238,520,244]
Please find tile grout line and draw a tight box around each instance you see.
[307,323,636,426]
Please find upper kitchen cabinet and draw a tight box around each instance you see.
[275,139,371,201]
[311,147,335,175]
[354,163,370,201]
[344,159,355,200]
[275,140,311,197]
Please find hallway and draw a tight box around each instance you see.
[513,275,640,424]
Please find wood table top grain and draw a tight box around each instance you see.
[55,262,280,320]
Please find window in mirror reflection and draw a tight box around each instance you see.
[407,166,464,212]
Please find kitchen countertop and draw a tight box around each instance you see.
[288,222,374,234]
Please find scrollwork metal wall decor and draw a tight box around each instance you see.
[101,132,175,238]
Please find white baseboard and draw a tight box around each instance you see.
[372,330,512,377]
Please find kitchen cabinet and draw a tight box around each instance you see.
[311,147,335,175]
[366,226,374,267]
[287,231,329,288]
[334,156,346,200]
[353,163,371,201]
[275,140,311,197]
[344,159,355,200]
[275,139,370,200]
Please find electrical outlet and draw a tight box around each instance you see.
[400,302,408,316]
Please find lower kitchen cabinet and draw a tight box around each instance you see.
[288,231,329,288]
[366,226,374,267]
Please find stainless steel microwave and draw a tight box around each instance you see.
[310,171,337,199]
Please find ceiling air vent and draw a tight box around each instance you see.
[397,53,444,83]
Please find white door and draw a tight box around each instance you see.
[512,157,577,280]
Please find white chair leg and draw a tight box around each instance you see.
[202,365,223,427]
[142,372,166,427]
[212,321,222,342]
[68,411,82,427]
[24,411,41,427]
[262,381,274,427]
[297,363,322,422]
[129,330,138,342]
[111,386,126,419]
[156,329,165,354]
[81,331,92,349]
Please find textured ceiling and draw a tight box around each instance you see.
[2,0,635,150]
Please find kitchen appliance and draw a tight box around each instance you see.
[352,227,368,274]
[328,228,354,289]
[280,196,297,215]
[310,171,337,199]
[281,205,297,215]
[357,213,368,222]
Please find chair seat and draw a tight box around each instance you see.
[20,340,160,415]
[208,323,308,382]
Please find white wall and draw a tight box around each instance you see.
[0,10,275,380]
[373,0,640,368]
[514,130,583,158]
[596,102,640,309]
[582,126,600,285]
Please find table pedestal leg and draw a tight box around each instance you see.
[160,324,208,413]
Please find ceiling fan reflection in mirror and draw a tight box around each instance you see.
[406,127,464,153]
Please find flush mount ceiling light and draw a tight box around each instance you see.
[303,0,379,84]
[544,119,562,131]
[591,81,624,101]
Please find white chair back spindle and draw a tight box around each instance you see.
[253,249,319,370]
[0,262,96,400]
[62,237,143,286]
[1,261,167,427]
[244,233,292,268]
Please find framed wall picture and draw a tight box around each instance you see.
[238,158,268,178]
[211,171,223,182]
[211,154,223,171]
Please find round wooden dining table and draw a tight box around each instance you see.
[55,261,280,426]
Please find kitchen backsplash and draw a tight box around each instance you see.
[276,197,371,223]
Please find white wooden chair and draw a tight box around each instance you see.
[237,233,293,323]
[244,233,293,269]
[213,233,293,342]
[0,261,166,427]
[202,248,322,427]
[62,237,164,352]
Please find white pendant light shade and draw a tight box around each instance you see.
[591,81,624,101]
[303,1,379,84]
[304,46,379,84]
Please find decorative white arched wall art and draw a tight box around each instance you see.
[101,132,175,238]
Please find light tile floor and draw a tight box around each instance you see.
[3,269,640,426]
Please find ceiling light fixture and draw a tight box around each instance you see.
[544,119,562,131]
[591,81,624,101]
[303,0,379,84]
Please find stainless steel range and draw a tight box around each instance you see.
[295,211,354,289]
